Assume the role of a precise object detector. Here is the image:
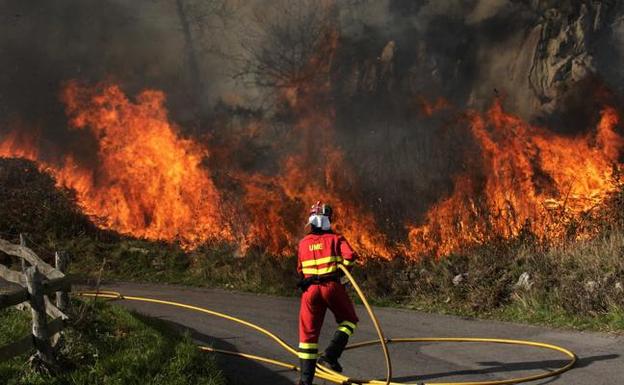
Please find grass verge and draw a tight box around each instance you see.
[63,229,624,333]
[0,300,226,385]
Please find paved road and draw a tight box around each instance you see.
[89,281,622,385]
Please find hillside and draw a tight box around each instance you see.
[1,157,622,331]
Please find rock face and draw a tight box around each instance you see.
[337,0,621,120]
[527,2,611,113]
[328,1,624,233]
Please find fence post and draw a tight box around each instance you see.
[19,234,29,273]
[54,252,69,311]
[25,266,55,367]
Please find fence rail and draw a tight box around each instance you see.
[0,277,71,309]
[0,235,71,366]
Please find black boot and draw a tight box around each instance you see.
[299,358,316,385]
[319,330,349,373]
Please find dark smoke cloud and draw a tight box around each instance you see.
[2,0,618,134]
[0,0,239,148]
[1,0,622,239]
[325,0,623,235]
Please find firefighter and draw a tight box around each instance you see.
[296,201,359,385]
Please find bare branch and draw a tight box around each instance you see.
[237,0,337,91]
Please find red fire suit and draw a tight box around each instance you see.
[297,231,359,360]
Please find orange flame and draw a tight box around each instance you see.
[406,101,622,257]
[232,27,393,258]
[0,129,41,161]
[0,23,393,258]
[417,96,450,117]
[1,23,622,261]
[2,82,234,248]
[1,90,621,259]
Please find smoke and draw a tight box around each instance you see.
[1,0,623,252]
[0,0,243,138]
[2,1,619,131]
[316,0,623,236]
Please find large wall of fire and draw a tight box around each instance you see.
[1,1,623,259]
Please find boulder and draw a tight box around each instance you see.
[514,272,533,290]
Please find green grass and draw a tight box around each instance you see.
[0,300,226,385]
[67,237,300,297]
[493,299,624,331]
[0,310,30,347]
[374,296,624,333]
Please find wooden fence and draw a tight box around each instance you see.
[0,235,71,366]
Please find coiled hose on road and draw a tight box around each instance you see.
[78,265,576,385]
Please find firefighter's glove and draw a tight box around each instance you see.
[297,277,314,292]
[337,269,350,287]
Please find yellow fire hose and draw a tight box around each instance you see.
[78,265,576,385]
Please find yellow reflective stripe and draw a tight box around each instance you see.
[342,259,354,266]
[298,342,318,349]
[338,326,353,336]
[301,256,342,267]
[302,265,338,275]
[298,352,318,359]
[340,321,357,330]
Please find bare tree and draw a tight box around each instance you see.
[237,0,337,90]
